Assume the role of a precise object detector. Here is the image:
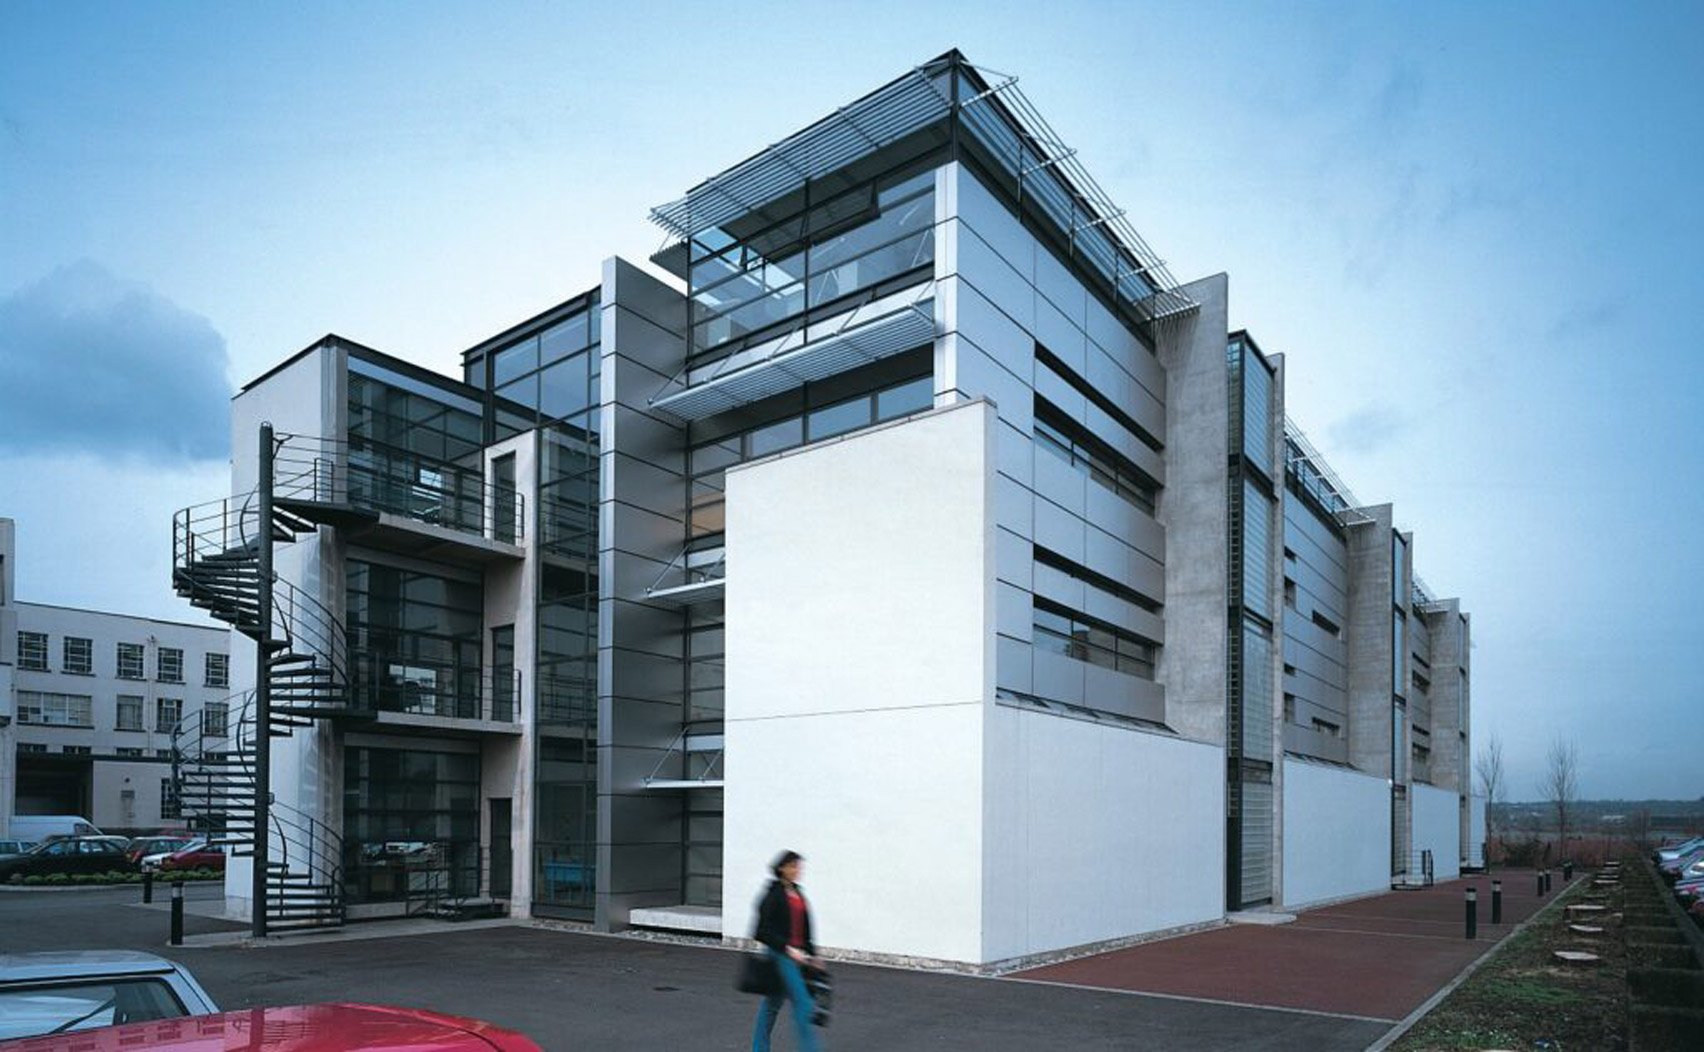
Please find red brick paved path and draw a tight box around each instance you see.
[1012,871,1561,1022]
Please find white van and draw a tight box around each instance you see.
[7,816,102,843]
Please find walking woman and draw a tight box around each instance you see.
[751,850,821,1052]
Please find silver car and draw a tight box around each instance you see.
[0,951,218,1040]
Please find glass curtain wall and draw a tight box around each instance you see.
[345,363,487,532]
[346,560,483,718]
[470,296,602,919]
[343,746,480,905]
[686,132,946,364]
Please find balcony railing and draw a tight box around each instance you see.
[350,666,521,723]
[274,433,525,545]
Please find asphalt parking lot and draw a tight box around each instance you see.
[0,885,1390,1051]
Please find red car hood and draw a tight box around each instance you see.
[0,1003,540,1051]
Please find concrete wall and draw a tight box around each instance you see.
[1467,793,1487,866]
[1281,757,1391,908]
[723,401,994,964]
[984,707,1223,960]
[1412,781,1462,881]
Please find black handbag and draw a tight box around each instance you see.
[736,951,779,995]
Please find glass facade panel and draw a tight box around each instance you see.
[805,396,873,441]
[344,746,481,904]
[1031,599,1156,680]
[1242,478,1273,621]
[347,560,483,718]
[1241,620,1273,760]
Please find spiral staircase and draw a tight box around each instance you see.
[169,433,368,934]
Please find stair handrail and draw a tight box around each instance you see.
[272,431,525,544]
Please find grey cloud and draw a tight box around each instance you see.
[1327,405,1408,455]
[1546,300,1623,341]
[0,260,230,462]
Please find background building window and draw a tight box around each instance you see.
[157,647,184,683]
[116,695,145,731]
[204,653,229,688]
[160,779,180,820]
[155,698,183,733]
[62,745,92,755]
[117,642,145,680]
[17,691,93,727]
[17,743,47,754]
[115,747,144,758]
[62,636,93,675]
[17,631,48,671]
[203,702,229,737]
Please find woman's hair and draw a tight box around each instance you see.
[770,850,803,878]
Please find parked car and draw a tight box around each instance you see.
[0,1002,540,1050]
[155,843,224,874]
[0,840,36,859]
[5,818,101,844]
[1659,845,1704,882]
[0,951,218,1041]
[124,838,197,869]
[1690,898,1704,928]
[1655,835,1704,864]
[0,838,133,882]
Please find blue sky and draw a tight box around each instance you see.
[1,2,1699,800]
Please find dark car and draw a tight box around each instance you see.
[0,1002,540,1050]
[123,838,196,868]
[0,840,36,859]
[0,838,133,882]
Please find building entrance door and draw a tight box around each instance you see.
[490,798,512,900]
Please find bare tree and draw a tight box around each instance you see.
[1475,735,1506,862]
[1544,735,1580,858]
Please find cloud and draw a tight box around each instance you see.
[1327,404,1408,455]
[1546,299,1623,341]
[0,260,230,462]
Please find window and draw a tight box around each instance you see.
[62,636,93,675]
[155,698,183,734]
[155,750,172,760]
[160,779,180,820]
[1031,599,1157,680]
[116,695,145,731]
[1311,611,1342,638]
[62,745,92,755]
[17,743,46,754]
[204,653,228,688]
[0,978,187,1033]
[115,747,144,758]
[17,631,48,671]
[156,647,183,683]
[1283,579,1297,609]
[1033,400,1159,514]
[117,642,145,680]
[202,702,228,737]
[17,691,93,727]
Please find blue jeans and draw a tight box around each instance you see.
[751,947,820,1052]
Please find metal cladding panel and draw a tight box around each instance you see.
[651,303,935,421]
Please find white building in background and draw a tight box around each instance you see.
[1,517,230,836]
[166,50,1480,960]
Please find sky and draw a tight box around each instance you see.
[1,2,1699,800]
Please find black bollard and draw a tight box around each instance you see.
[1492,879,1503,924]
[1563,861,1573,881]
[1537,870,1544,896]
[142,869,153,905]
[170,881,184,947]
[1465,886,1478,939]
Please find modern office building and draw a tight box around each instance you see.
[0,518,231,836]
[168,50,1480,961]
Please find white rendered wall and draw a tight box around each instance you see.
[723,401,995,964]
[1412,782,1462,881]
[1281,757,1391,908]
[983,706,1223,961]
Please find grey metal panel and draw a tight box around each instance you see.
[996,633,1034,694]
[995,581,1033,641]
[1032,296,1088,377]
[952,223,1036,332]
[949,331,1034,431]
[604,648,688,705]
[1085,482,1164,565]
[1081,582,1163,644]
[1031,560,1087,614]
[1031,449,1087,519]
[1032,496,1084,563]
[1031,361,1084,418]
[1084,662,1164,724]
[995,526,1033,590]
[1032,648,1086,706]
[993,419,1033,490]
[995,473,1035,538]
[603,598,686,661]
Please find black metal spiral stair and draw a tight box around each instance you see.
[170,474,359,933]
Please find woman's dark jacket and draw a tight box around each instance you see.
[753,879,815,955]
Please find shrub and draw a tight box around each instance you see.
[20,875,43,886]
[42,873,69,885]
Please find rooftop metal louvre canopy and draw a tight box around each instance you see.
[1284,415,1371,522]
[648,52,1196,327]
